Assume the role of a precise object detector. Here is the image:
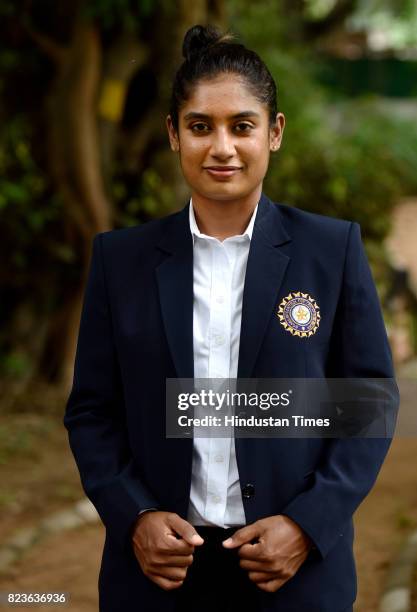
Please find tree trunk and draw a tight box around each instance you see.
[42,15,111,389]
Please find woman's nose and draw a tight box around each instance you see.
[209,128,236,157]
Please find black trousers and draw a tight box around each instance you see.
[174,525,259,612]
[173,526,354,612]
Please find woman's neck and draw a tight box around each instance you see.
[191,188,261,241]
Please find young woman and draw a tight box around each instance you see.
[65,24,395,612]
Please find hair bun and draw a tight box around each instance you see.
[182,24,233,61]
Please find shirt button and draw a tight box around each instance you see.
[216,295,225,304]
[212,495,221,503]
[214,334,225,346]
[214,455,224,463]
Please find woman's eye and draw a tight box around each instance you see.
[235,123,253,132]
[191,123,209,133]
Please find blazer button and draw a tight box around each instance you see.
[242,484,255,499]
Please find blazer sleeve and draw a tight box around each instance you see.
[63,233,161,551]
[281,221,399,560]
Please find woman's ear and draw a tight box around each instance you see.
[270,112,285,152]
[166,115,180,152]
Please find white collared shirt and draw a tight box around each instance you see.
[187,197,258,527]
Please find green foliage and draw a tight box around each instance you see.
[230,1,417,245]
[82,0,158,31]
[0,114,77,380]
[304,0,340,20]
[0,115,66,277]
[349,0,417,51]
[266,91,417,241]
[0,118,47,217]
[114,167,178,227]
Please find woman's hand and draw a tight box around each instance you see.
[132,511,204,591]
[222,514,313,592]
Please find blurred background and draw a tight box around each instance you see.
[0,1,416,610]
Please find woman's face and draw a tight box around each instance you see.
[166,73,285,203]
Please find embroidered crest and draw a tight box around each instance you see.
[277,292,321,338]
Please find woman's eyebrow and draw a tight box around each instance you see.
[183,110,260,120]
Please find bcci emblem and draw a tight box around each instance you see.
[277,291,321,338]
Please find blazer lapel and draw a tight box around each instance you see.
[237,193,291,378]
[156,203,194,380]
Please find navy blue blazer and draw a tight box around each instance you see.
[64,192,396,612]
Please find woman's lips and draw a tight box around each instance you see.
[204,167,242,179]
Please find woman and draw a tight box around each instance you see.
[64,24,396,612]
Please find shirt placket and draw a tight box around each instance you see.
[205,239,234,525]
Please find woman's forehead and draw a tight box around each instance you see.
[181,75,266,116]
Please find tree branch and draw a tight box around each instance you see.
[24,24,67,65]
[303,0,359,41]
[21,0,67,64]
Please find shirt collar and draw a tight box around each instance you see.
[189,197,258,245]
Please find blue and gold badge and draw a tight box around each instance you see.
[277,291,321,338]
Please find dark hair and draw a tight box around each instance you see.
[169,24,278,132]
